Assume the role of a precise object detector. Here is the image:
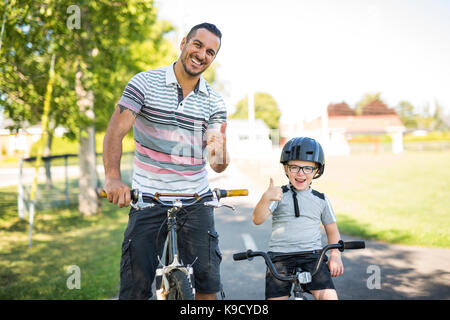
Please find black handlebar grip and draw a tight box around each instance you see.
[233,252,249,261]
[233,249,254,261]
[131,189,139,203]
[343,241,366,250]
[217,189,228,198]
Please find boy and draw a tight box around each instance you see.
[252,137,343,300]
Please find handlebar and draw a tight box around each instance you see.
[233,240,365,280]
[99,188,249,209]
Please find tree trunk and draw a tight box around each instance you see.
[75,63,99,216]
[44,130,53,189]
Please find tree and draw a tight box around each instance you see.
[395,100,417,129]
[355,92,382,115]
[0,0,176,215]
[431,101,449,131]
[230,92,281,130]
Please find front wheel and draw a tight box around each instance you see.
[166,269,194,300]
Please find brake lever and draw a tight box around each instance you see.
[221,203,236,211]
[131,191,155,210]
[204,201,236,211]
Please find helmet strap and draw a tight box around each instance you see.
[290,184,300,218]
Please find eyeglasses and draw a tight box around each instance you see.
[287,165,317,175]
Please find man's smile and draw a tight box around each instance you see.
[191,57,203,66]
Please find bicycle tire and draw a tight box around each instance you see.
[166,269,194,300]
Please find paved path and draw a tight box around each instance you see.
[209,162,450,300]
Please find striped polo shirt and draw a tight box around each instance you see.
[117,62,227,195]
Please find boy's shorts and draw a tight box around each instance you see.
[265,251,335,299]
[118,199,222,300]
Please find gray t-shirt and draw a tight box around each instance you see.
[268,186,336,253]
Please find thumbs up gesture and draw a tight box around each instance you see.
[264,178,283,202]
[207,122,229,172]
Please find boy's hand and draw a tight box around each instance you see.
[263,178,282,202]
[328,251,344,277]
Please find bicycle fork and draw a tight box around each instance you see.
[155,206,195,300]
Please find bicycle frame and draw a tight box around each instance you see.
[129,188,248,300]
[100,187,248,299]
[156,203,196,300]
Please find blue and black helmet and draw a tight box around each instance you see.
[280,137,325,179]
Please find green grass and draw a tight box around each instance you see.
[237,151,450,248]
[0,185,128,299]
[314,151,450,248]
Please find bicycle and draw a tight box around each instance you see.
[100,187,248,300]
[233,240,365,300]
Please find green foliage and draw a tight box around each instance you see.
[231,92,281,129]
[355,92,382,115]
[29,132,135,156]
[0,0,177,137]
[395,100,418,128]
[404,131,450,142]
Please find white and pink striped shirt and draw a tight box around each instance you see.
[118,62,227,195]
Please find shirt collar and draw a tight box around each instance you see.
[166,61,209,96]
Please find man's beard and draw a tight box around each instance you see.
[181,52,204,77]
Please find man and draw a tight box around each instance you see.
[103,23,229,300]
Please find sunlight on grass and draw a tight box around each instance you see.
[318,152,450,247]
[0,190,129,299]
[236,151,450,248]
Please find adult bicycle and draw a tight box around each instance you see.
[100,187,248,300]
[233,240,365,300]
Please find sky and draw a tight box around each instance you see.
[155,0,450,122]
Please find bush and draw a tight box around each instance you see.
[404,131,450,142]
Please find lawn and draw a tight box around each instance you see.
[0,185,128,299]
[235,150,450,248]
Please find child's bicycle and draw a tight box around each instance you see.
[233,240,365,300]
[100,187,248,300]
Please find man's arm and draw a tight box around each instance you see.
[103,105,136,207]
[207,122,229,173]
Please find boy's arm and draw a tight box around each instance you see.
[252,178,282,225]
[324,222,344,277]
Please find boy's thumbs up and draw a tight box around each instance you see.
[269,177,274,187]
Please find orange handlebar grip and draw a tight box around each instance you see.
[226,189,249,197]
[99,189,108,198]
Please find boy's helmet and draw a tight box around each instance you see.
[280,137,325,179]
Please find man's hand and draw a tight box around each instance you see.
[103,178,131,208]
[207,122,229,172]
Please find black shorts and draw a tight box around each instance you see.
[265,252,335,299]
[118,199,222,300]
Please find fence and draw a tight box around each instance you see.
[17,152,134,247]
